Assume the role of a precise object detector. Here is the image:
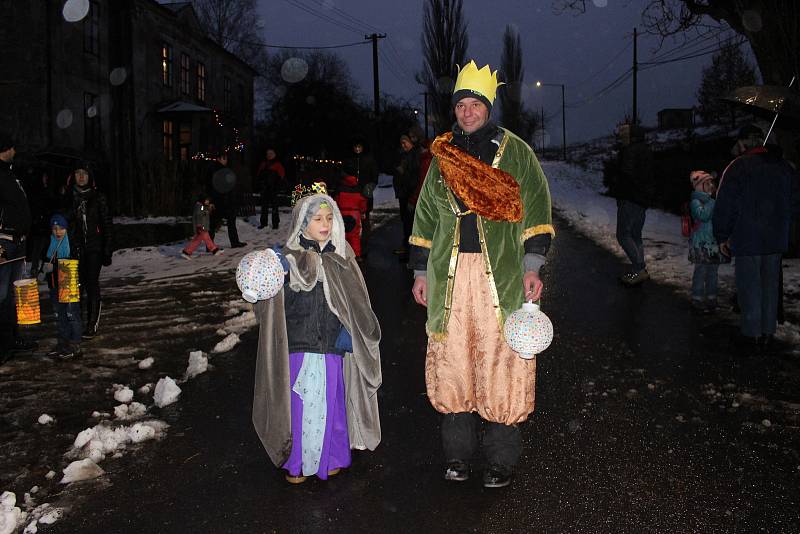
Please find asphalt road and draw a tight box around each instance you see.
[19,214,800,533]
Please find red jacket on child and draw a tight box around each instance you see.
[335,175,368,257]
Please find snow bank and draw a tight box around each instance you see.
[60,459,105,484]
[114,402,146,421]
[185,351,208,380]
[37,414,53,425]
[153,377,181,408]
[113,385,134,403]
[0,491,23,534]
[212,333,240,354]
[137,357,155,369]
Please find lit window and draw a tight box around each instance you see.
[163,120,174,160]
[196,63,206,102]
[180,53,190,95]
[161,44,173,87]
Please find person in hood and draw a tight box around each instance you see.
[0,131,37,363]
[409,61,554,489]
[249,184,381,484]
[63,162,113,340]
[713,125,800,351]
[334,174,368,260]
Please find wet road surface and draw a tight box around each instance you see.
[4,214,800,533]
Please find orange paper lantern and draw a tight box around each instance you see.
[14,278,41,325]
[57,259,80,303]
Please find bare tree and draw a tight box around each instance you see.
[555,0,799,86]
[499,25,526,136]
[697,43,757,126]
[417,0,469,135]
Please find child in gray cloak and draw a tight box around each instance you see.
[251,191,382,484]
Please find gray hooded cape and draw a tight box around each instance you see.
[251,193,382,467]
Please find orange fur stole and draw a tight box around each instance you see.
[430,132,522,222]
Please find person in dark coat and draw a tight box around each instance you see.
[0,131,37,362]
[24,166,57,278]
[392,135,421,255]
[610,123,655,286]
[255,148,286,230]
[208,152,246,248]
[713,125,800,350]
[63,162,113,339]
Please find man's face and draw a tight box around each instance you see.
[353,144,363,154]
[454,97,489,134]
[75,169,90,187]
[400,139,413,152]
[266,149,276,160]
[0,147,15,162]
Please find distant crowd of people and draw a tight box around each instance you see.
[607,121,800,353]
[1,131,113,362]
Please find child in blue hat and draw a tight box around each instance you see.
[42,213,82,359]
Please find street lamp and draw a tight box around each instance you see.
[536,81,567,161]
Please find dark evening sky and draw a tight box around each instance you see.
[259,0,745,143]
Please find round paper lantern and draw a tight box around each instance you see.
[14,278,41,325]
[236,249,285,303]
[503,302,553,359]
[57,259,80,303]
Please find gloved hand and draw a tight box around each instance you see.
[271,245,290,273]
[102,254,113,267]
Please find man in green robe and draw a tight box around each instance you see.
[409,60,554,488]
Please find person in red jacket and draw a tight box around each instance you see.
[335,174,368,260]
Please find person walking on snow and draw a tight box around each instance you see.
[255,148,286,230]
[713,125,800,350]
[42,214,82,359]
[686,171,728,313]
[63,162,113,340]
[610,123,655,286]
[409,60,554,488]
[181,194,222,259]
[250,183,381,484]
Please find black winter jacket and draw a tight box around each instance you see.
[610,141,655,207]
[65,185,113,258]
[0,160,32,238]
[284,237,345,356]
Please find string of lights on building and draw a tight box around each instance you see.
[191,107,246,160]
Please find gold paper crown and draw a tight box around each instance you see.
[453,60,504,105]
[291,181,328,206]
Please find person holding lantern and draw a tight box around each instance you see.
[42,214,82,359]
[409,61,554,488]
[0,131,38,364]
[63,162,113,340]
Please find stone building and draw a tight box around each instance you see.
[0,0,256,214]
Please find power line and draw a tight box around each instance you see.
[640,36,746,67]
[305,0,384,34]
[220,35,370,50]
[644,29,725,63]
[573,40,631,88]
[281,0,364,35]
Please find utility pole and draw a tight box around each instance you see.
[632,27,638,126]
[365,33,386,116]
[561,84,566,160]
[421,91,429,139]
[540,104,545,153]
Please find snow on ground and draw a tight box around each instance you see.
[542,159,800,348]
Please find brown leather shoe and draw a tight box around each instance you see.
[285,474,307,484]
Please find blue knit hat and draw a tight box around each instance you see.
[50,214,68,228]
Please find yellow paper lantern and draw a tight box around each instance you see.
[57,259,80,303]
[14,278,41,325]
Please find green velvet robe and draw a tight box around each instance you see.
[410,128,554,340]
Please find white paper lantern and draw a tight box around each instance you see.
[503,302,553,359]
[235,249,285,303]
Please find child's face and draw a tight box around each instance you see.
[304,205,333,245]
[52,225,67,239]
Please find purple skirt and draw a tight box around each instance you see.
[283,352,351,479]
